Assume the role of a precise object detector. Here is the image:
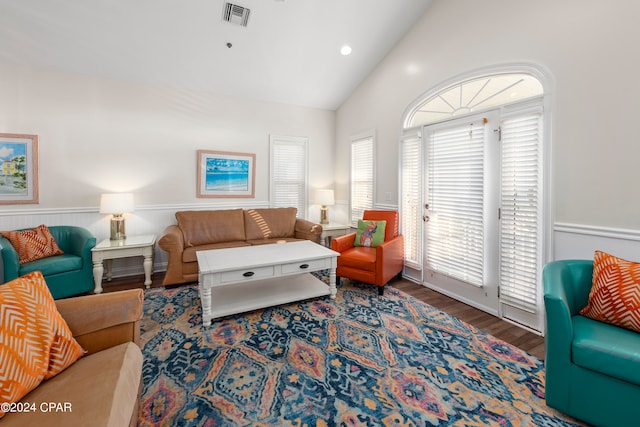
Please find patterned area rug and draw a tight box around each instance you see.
[138,274,582,426]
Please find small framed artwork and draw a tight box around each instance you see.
[197,150,256,198]
[0,133,39,204]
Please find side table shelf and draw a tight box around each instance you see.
[91,234,156,293]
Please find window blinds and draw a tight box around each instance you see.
[426,121,485,288]
[400,132,423,269]
[350,136,374,226]
[499,111,543,313]
[270,137,308,218]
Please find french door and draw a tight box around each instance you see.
[423,112,501,314]
[404,101,545,333]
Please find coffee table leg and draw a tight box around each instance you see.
[329,268,337,299]
[199,285,213,326]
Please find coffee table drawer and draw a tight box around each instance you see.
[282,258,330,274]
[221,266,274,282]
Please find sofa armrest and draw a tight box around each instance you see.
[331,232,357,253]
[294,218,323,243]
[56,289,143,355]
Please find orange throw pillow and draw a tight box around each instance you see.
[580,250,640,333]
[0,271,85,417]
[0,224,64,264]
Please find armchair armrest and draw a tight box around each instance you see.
[543,260,593,408]
[0,235,20,282]
[56,289,143,354]
[332,232,357,253]
[65,226,97,258]
[376,235,405,284]
[294,218,323,243]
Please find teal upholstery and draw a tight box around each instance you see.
[543,260,640,427]
[0,225,96,299]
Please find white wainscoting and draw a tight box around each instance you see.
[0,201,271,279]
[554,223,640,262]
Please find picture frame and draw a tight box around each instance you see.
[197,150,256,198]
[0,133,39,204]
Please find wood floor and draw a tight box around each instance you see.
[103,272,546,360]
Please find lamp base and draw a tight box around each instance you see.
[110,215,126,240]
[320,206,329,225]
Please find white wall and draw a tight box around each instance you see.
[0,63,337,275]
[335,0,640,259]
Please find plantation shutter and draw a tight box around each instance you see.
[270,136,308,218]
[350,135,374,226]
[499,108,543,315]
[400,130,423,270]
[426,120,485,287]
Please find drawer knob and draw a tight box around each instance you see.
[299,264,310,269]
[243,271,255,277]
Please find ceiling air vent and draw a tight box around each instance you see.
[222,2,251,27]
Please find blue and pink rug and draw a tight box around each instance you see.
[138,274,582,426]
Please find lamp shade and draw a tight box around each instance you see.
[315,189,335,206]
[99,193,134,214]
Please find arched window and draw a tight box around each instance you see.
[400,66,550,334]
[405,73,543,128]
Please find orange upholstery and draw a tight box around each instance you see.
[331,210,404,295]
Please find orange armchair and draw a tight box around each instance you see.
[331,210,404,295]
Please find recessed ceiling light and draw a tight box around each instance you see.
[340,45,352,56]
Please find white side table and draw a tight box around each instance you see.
[320,223,351,247]
[91,234,156,293]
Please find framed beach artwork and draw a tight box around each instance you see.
[0,133,39,204]
[197,150,256,198]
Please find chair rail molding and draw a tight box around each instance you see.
[554,222,640,262]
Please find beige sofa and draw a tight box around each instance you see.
[2,289,143,427]
[158,207,323,286]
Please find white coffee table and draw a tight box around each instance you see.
[196,240,339,326]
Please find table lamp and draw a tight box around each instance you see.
[100,193,134,240]
[315,189,334,225]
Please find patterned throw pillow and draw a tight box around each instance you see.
[580,250,640,333]
[354,220,386,248]
[0,224,64,264]
[0,271,85,417]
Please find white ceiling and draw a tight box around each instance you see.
[0,0,432,110]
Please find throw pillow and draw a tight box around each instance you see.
[354,220,386,248]
[0,271,85,417]
[0,224,64,264]
[579,250,640,333]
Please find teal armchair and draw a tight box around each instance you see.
[0,225,96,299]
[543,260,640,427]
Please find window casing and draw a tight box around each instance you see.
[350,133,375,226]
[270,135,308,218]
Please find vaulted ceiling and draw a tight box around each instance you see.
[0,0,433,110]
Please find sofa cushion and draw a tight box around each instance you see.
[1,224,64,264]
[247,237,303,246]
[337,247,377,272]
[177,209,246,247]
[182,241,251,263]
[1,342,142,427]
[572,315,640,386]
[19,254,83,277]
[0,271,85,417]
[580,250,640,333]
[244,207,297,241]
